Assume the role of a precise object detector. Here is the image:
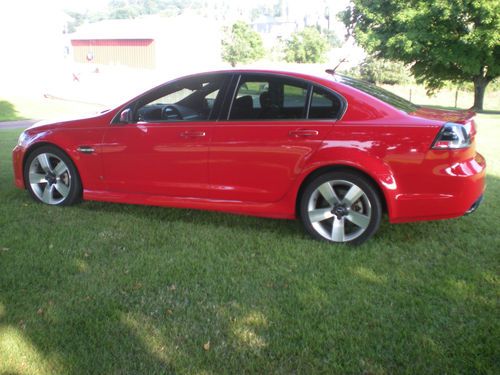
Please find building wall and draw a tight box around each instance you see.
[71,39,156,69]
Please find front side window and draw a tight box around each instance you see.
[229,76,308,120]
[135,76,226,122]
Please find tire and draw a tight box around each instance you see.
[24,145,82,206]
[299,171,382,246]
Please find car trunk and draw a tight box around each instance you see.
[410,106,476,124]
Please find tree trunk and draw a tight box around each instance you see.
[472,76,489,111]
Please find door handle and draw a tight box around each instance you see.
[180,131,206,138]
[289,129,319,138]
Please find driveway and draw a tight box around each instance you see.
[0,120,37,129]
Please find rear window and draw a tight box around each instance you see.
[335,74,419,113]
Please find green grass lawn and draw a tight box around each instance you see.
[381,84,500,112]
[0,100,26,121]
[0,96,107,122]
[0,115,499,374]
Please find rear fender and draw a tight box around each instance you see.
[290,145,398,219]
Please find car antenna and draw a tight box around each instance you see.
[325,58,347,76]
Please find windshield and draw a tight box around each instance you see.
[335,74,419,113]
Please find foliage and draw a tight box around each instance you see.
[490,77,500,91]
[340,65,362,79]
[1,117,499,373]
[357,57,414,85]
[341,0,500,109]
[251,1,284,20]
[65,10,107,33]
[0,100,23,121]
[221,21,265,67]
[65,0,202,26]
[109,6,139,19]
[284,27,330,64]
[322,28,342,49]
[106,0,202,19]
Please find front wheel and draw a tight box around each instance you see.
[299,171,382,245]
[24,146,82,206]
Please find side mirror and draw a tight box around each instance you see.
[119,108,132,124]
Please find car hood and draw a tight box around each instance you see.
[27,110,112,131]
[410,106,476,124]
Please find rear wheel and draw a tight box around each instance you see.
[24,146,82,206]
[299,171,382,245]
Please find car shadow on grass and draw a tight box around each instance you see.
[77,199,306,240]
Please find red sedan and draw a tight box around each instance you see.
[12,70,486,244]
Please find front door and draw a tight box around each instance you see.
[102,74,228,198]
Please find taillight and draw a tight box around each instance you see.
[432,122,471,150]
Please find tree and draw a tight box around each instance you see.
[358,57,413,85]
[284,27,329,64]
[322,29,342,49]
[222,21,265,67]
[341,0,500,110]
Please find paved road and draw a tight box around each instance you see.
[0,120,37,129]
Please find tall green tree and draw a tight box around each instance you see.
[341,0,500,110]
[284,27,329,64]
[222,21,265,67]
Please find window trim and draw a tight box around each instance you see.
[220,72,348,122]
[308,84,348,121]
[225,74,242,121]
[111,73,231,125]
[305,84,313,119]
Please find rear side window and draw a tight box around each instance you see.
[335,74,418,113]
[309,86,342,119]
[229,76,308,120]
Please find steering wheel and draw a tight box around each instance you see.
[162,105,183,120]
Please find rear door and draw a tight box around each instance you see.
[209,73,342,203]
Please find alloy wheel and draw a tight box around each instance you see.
[307,179,372,242]
[28,153,72,205]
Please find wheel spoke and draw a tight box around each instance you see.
[318,182,341,206]
[37,154,53,174]
[346,210,370,229]
[342,185,364,206]
[42,184,54,204]
[53,161,68,177]
[54,181,70,197]
[331,217,345,242]
[309,207,334,223]
[29,172,46,184]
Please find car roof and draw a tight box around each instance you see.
[119,68,418,123]
[192,68,335,83]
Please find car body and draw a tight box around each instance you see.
[12,69,486,244]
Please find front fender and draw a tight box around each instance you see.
[22,127,105,192]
